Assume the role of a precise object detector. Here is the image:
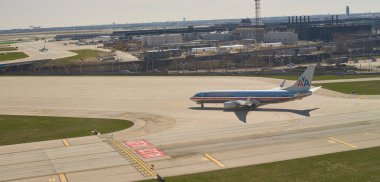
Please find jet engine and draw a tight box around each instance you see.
[224,101,238,109]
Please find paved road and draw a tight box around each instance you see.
[0,76,379,181]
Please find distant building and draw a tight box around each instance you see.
[103,40,143,52]
[233,27,264,42]
[300,24,372,42]
[145,49,182,60]
[218,45,244,53]
[346,6,350,17]
[164,42,211,50]
[191,47,218,55]
[142,34,183,48]
[55,33,108,41]
[202,31,232,42]
[264,31,298,44]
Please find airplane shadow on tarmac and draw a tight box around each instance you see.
[189,107,319,123]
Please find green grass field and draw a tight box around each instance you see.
[0,41,16,45]
[143,147,380,182]
[264,74,380,81]
[0,52,28,61]
[0,47,18,52]
[0,115,133,146]
[315,80,380,95]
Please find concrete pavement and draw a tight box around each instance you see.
[0,41,139,65]
[0,76,379,181]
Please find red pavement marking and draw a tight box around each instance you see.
[124,140,153,148]
[136,148,167,159]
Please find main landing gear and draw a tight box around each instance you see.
[201,103,204,108]
[246,105,257,110]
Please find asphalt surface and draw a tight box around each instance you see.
[0,76,379,182]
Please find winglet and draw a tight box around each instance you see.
[273,80,286,90]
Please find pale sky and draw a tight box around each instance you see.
[0,0,379,30]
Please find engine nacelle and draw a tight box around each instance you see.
[224,101,238,109]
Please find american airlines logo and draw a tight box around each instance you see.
[297,76,310,87]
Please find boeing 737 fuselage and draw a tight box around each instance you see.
[191,65,320,109]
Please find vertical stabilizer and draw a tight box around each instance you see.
[284,65,316,92]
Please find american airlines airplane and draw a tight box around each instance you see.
[190,65,321,109]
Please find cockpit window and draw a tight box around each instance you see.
[195,93,204,97]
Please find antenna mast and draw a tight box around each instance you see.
[255,0,261,26]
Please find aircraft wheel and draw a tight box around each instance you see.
[201,104,204,108]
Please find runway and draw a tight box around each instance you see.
[0,76,379,181]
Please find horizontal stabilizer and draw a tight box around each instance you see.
[310,86,322,92]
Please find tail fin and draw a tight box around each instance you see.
[284,65,316,92]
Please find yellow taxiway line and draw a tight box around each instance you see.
[204,153,225,168]
[328,137,358,149]
[108,139,157,178]
[62,139,71,147]
[58,173,68,182]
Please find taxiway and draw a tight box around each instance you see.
[0,76,379,181]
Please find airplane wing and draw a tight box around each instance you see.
[224,97,260,109]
